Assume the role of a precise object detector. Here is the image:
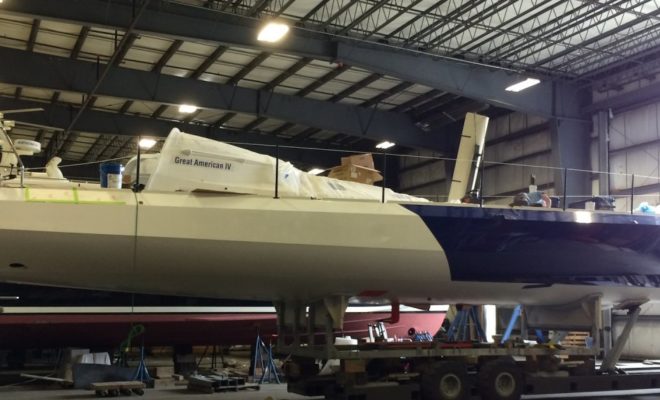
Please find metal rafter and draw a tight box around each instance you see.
[2,47,432,148]
[381,0,452,41]
[362,0,425,40]
[97,136,124,160]
[581,42,660,86]
[26,19,41,52]
[49,0,151,161]
[391,89,444,113]
[246,0,271,16]
[268,64,351,134]
[209,0,310,128]
[336,0,390,35]
[227,51,272,85]
[0,96,346,165]
[110,136,135,159]
[289,72,384,142]
[153,39,184,73]
[453,0,563,56]
[555,21,660,75]
[151,104,168,119]
[5,0,565,118]
[524,1,660,70]
[548,5,660,74]
[360,81,413,108]
[402,0,483,46]
[484,1,603,66]
[214,50,273,127]
[111,33,138,66]
[182,108,203,123]
[11,0,660,84]
[190,45,228,79]
[35,129,46,146]
[328,73,382,102]
[83,134,110,161]
[411,94,462,123]
[424,0,516,49]
[118,38,183,119]
[70,25,91,59]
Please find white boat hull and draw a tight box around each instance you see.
[2,187,660,307]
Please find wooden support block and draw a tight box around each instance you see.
[155,366,175,378]
[152,378,175,388]
[342,359,366,374]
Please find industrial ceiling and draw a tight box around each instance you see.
[0,0,658,167]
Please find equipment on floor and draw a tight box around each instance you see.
[132,346,151,383]
[187,372,259,394]
[89,381,145,397]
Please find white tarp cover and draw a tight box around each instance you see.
[145,128,427,202]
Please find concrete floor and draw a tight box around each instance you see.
[0,383,320,399]
[3,384,660,400]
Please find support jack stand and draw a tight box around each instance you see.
[252,334,281,384]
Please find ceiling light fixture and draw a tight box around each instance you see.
[178,104,198,114]
[505,78,540,92]
[139,138,157,150]
[375,141,396,150]
[257,21,290,43]
[307,168,324,175]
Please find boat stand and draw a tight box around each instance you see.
[600,303,644,372]
[252,334,281,384]
[446,305,486,342]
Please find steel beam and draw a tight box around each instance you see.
[0,97,341,166]
[584,81,660,113]
[2,0,583,118]
[550,118,592,201]
[0,48,437,149]
[2,0,333,60]
[336,43,582,119]
[595,110,609,195]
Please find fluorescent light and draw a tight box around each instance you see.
[257,21,289,43]
[505,78,540,92]
[307,168,324,175]
[375,141,395,150]
[178,104,198,114]
[139,138,157,150]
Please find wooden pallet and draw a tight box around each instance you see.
[562,331,590,347]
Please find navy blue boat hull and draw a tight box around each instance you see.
[405,205,660,288]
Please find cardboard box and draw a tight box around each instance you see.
[328,164,383,185]
[341,153,375,170]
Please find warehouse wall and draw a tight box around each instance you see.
[482,113,552,205]
[397,112,552,204]
[605,102,660,212]
[613,304,660,360]
[591,74,660,212]
[593,78,660,359]
[397,149,448,201]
